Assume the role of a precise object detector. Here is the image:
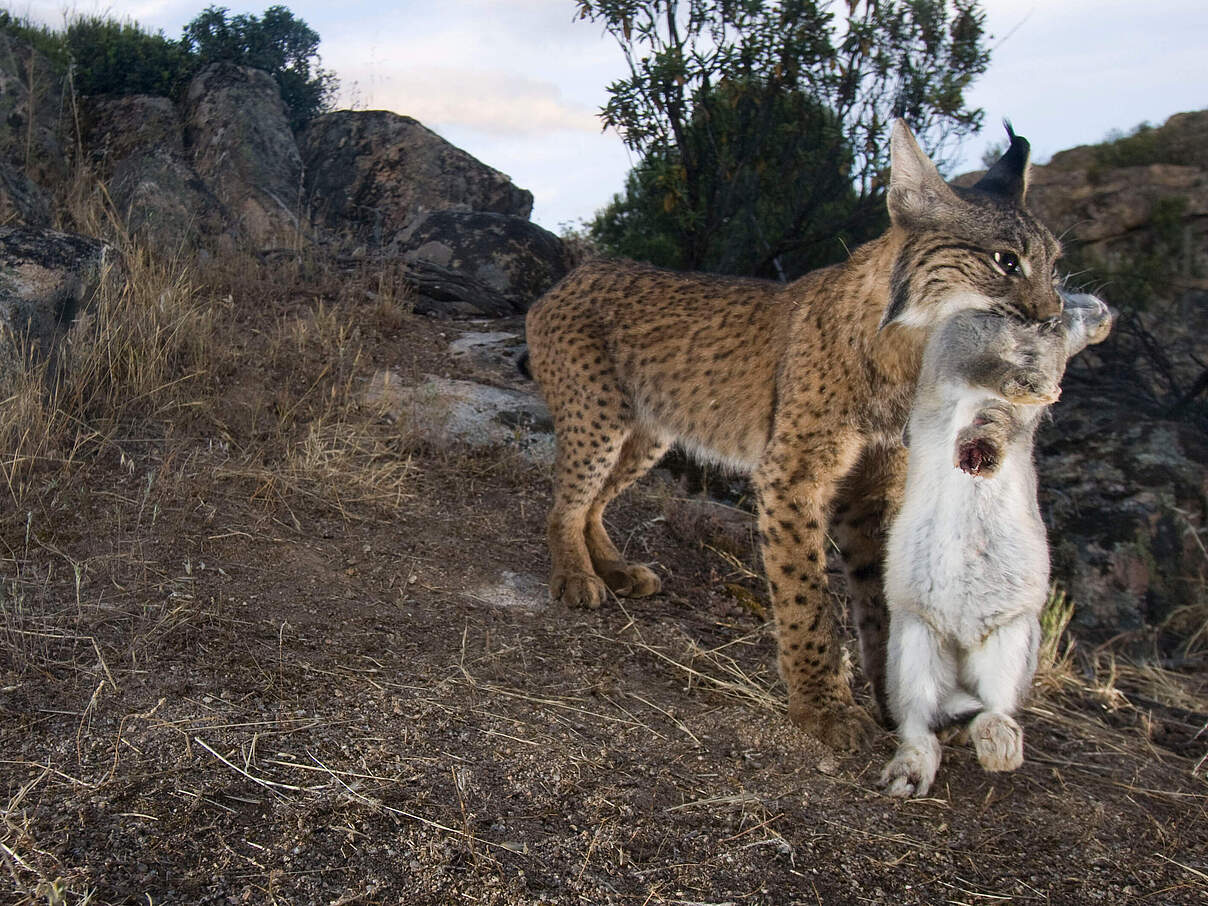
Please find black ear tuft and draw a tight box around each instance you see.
[973,119,1031,203]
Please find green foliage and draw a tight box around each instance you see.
[182,5,338,130]
[0,12,68,65]
[65,17,192,98]
[1094,121,1189,169]
[578,0,989,277]
[590,162,689,269]
[0,5,337,130]
[1066,195,1191,311]
[592,82,871,278]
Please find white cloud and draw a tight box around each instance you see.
[333,64,599,136]
[9,0,1205,230]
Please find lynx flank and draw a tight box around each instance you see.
[881,293,1112,797]
[524,121,1064,751]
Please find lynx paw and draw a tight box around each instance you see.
[881,736,942,798]
[788,697,878,753]
[1001,370,1060,405]
[600,563,661,597]
[550,572,608,609]
[970,711,1024,772]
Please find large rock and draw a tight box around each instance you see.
[956,115,1208,648]
[956,112,1208,279]
[1038,394,1207,645]
[0,226,113,379]
[184,63,305,249]
[397,211,571,317]
[366,370,553,464]
[85,95,227,251]
[1027,161,1208,268]
[0,161,51,227]
[300,110,533,251]
[88,94,186,164]
[0,34,69,189]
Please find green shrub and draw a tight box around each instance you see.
[0,11,68,66]
[182,5,338,130]
[1093,121,1188,168]
[65,17,192,98]
[0,5,337,130]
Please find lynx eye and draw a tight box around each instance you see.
[993,251,1022,276]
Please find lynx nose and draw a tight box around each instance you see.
[1038,289,1063,320]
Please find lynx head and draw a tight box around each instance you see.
[880,120,1064,331]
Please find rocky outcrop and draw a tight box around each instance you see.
[957,112,1208,292]
[300,110,533,251]
[184,63,305,249]
[956,112,1208,645]
[86,95,228,250]
[0,226,113,379]
[0,33,557,297]
[1038,397,1207,646]
[1024,115,1208,398]
[397,212,571,317]
[0,34,70,189]
[0,161,51,227]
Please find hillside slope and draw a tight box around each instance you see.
[0,252,1204,905]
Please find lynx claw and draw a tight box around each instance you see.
[551,572,608,609]
[601,563,661,597]
[970,711,1024,772]
[789,698,879,753]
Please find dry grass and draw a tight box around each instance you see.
[0,166,1203,903]
[0,171,433,687]
[614,622,784,716]
[0,255,218,508]
[1031,584,1208,783]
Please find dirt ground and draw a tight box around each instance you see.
[1,267,1205,905]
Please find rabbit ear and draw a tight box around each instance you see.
[973,120,1031,204]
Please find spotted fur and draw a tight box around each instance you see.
[523,120,1065,751]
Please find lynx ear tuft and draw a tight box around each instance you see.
[973,120,1031,204]
[887,119,961,227]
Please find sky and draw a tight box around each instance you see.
[8,0,1207,233]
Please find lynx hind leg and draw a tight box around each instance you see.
[962,615,1040,773]
[881,613,953,798]
[585,428,672,597]
[832,444,906,726]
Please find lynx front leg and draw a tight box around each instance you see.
[832,443,907,726]
[755,427,875,752]
[963,615,1040,773]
